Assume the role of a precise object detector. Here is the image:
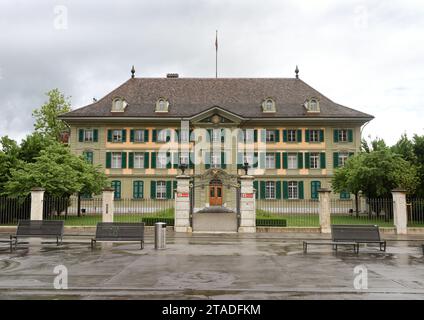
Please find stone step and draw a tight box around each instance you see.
[192,212,238,233]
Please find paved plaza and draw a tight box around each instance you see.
[0,231,424,299]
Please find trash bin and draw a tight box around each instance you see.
[154,222,167,250]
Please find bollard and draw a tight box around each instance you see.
[154,222,167,250]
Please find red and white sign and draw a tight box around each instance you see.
[241,193,254,198]
[177,192,189,198]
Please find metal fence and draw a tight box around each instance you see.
[0,196,31,225]
[407,198,424,227]
[256,199,319,227]
[330,198,394,227]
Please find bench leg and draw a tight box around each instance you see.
[57,237,59,246]
[303,242,307,253]
[141,240,144,250]
[91,239,96,249]
[380,242,386,252]
[355,243,359,254]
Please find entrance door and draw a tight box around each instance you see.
[209,183,223,206]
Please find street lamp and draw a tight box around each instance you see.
[179,163,188,175]
[242,161,249,175]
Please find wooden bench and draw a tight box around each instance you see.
[303,224,386,253]
[91,222,145,249]
[0,239,13,253]
[10,220,64,250]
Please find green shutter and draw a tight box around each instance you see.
[121,152,127,168]
[106,152,111,168]
[133,181,142,199]
[221,151,226,169]
[275,152,281,169]
[298,181,304,199]
[166,152,172,169]
[253,180,259,199]
[311,181,321,200]
[298,152,303,169]
[107,129,112,142]
[144,130,149,142]
[166,181,172,199]
[282,152,288,169]
[304,152,310,169]
[305,129,310,142]
[254,129,258,142]
[175,129,180,142]
[112,181,121,199]
[93,129,98,142]
[122,129,126,142]
[189,152,195,168]
[297,129,302,143]
[152,129,157,142]
[334,129,339,142]
[319,130,324,142]
[276,181,282,199]
[348,129,353,142]
[130,129,134,142]
[221,129,225,143]
[320,153,326,169]
[78,129,84,142]
[128,152,134,168]
[333,152,339,168]
[151,152,157,168]
[283,181,288,199]
[173,181,177,198]
[260,181,266,199]
[283,130,287,142]
[274,130,280,142]
[205,151,210,169]
[150,181,156,199]
[144,152,149,168]
[253,152,258,168]
[173,152,179,169]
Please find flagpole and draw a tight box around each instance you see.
[215,30,218,78]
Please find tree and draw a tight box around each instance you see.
[391,133,417,163]
[18,133,56,163]
[412,134,424,196]
[0,136,21,193]
[3,142,107,198]
[332,149,419,198]
[32,89,71,141]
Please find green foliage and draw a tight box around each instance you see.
[18,133,56,163]
[32,88,71,141]
[0,136,21,191]
[332,149,419,197]
[3,142,107,197]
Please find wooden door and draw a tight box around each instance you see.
[209,184,223,206]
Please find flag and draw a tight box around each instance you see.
[215,30,218,51]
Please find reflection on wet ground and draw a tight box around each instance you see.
[0,232,423,299]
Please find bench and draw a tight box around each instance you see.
[10,220,64,250]
[303,225,386,253]
[0,239,13,253]
[91,222,145,249]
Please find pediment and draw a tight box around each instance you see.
[189,106,244,125]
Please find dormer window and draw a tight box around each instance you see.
[156,98,169,112]
[306,98,320,112]
[112,98,127,112]
[262,98,276,113]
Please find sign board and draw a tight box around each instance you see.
[177,192,189,198]
[241,193,254,198]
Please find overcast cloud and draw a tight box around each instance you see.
[0,0,423,144]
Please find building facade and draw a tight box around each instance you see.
[60,73,373,211]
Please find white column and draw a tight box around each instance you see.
[30,187,45,221]
[102,188,115,223]
[392,188,407,235]
[175,175,192,232]
[238,175,256,233]
[318,188,331,234]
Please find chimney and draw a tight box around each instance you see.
[166,73,179,78]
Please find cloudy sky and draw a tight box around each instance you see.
[0,0,423,145]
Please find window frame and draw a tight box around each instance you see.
[133,152,145,169]
[288,181,299,200]
[310,152,320,169]
[338,152,349,167]
[287,129,297,142]
[83,129,94,142]
[338,129,348,142]
[211,152,221,168]
[265,181,276,199]
[133,129,145,143]
[265,130,276,142]
[309,130,320,142]
[157,152,167,169]
[287,153,298,170]
[265,153,276,169]
[111,152,122,169]
[156,181,167,199]
[112,129,122,143]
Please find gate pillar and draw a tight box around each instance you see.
[238,175,256,233]
[175,175,192,233]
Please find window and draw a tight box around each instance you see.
[157,129,168,142]
[287,130,297,142]
[262,99,276,112]
[212,129,221,143]
[309,130,320,142]
[288,181,298,199]
[310,152,320,169]
[133,153,145,169]
[180,152,189,165]
[265,181,276,199]
[288,153,298,169]
[266,130,276,142]
[134,130,145,143]
[112,130,122,143]
[245,129,254,143]
[265,153,275,169]
[133,181,144,199]
[83,151,93,164]
[112,98,126,112]
[111,180,121,199]
[338,152,349,167]
[211,153,221,168]
[157,153,167,169]
[340,191,351,199]
[338,129,348,142]
[156,98,169,112]
[311,181,321,200]
[307,98,319,112]
[84,130,93,142]
[156,181,167,199]
[111,152,122,169]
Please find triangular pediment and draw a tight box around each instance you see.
[189,106,244,125]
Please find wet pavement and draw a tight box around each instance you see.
[0,231,423,299]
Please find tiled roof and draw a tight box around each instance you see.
[61,77,373,119]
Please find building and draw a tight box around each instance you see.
[60,70,373,212]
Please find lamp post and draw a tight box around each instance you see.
[242,161,249,175]
[179,163,188,175]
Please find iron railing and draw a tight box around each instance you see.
[407,198,424,227]
[0,196,31,225]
